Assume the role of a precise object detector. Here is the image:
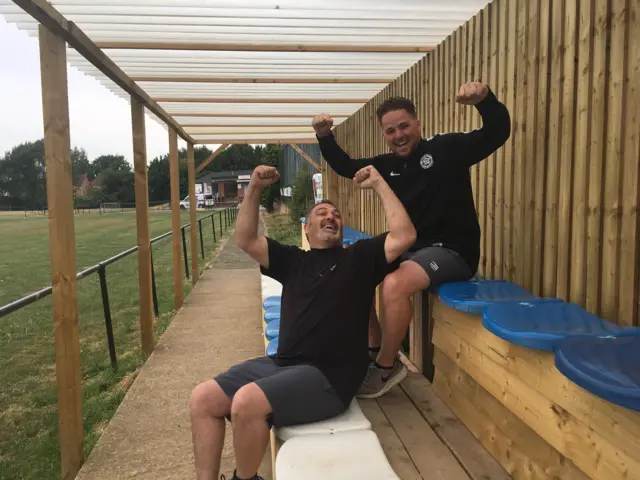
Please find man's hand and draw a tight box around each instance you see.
[250,165,280,188]
[312,114,334,137]
[353,165,383,190]
[455,82,489,105]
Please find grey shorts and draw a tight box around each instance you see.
[400,246,473,287]
[214,356,346,428]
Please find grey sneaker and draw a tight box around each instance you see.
[356,360,408,399]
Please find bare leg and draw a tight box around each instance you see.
[378,261,430,367]
[190,380,232,480]
[368,302,382,348]
[231,383,272,479]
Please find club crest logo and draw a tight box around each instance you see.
[420,154,434,169]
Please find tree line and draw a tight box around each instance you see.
[0,139,282,209]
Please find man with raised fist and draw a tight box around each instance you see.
[312,82,511,399]
[189,164,415,480]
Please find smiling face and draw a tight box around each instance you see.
[380,108,422,157]
[304,202,343,248]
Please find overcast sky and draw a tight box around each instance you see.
[0,17,190,164]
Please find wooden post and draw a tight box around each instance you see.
[38,24,84,480]
[169,128,183,308]
[187,143,199,285]
[131,97,155,355]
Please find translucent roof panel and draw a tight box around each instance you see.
[1,0,491,144]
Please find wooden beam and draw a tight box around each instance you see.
[169,128,183,309]
[155,98,368,103]
[38,23,83,480]
[183,123,324,128]
[187,143,199,286]
[289,143,321,170]
[96,41,435,53]
[13,0,194,144]
[188,130,315,135]
[173,113,348,118]
[195,143,229,174]
[131,96,155,356]
[131,76,394,84]
[196,138,318,144]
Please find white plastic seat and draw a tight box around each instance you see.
[275,399,371,441]
[261,275,283,299]
[275,430,399,479]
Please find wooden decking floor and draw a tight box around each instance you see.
[358,369,511,480]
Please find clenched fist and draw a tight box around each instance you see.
[312,114,334,137]
[250,165,280,188]
[353,165,382,190]
[455,82,489,105]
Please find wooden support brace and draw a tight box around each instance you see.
[131,96,155,355]
[38,23,84,480]
[169,128,184,309]
[289,143,321,170]
[195,143,229,174]
[188,143,199,286]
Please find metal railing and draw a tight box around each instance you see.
[0,205,239,370]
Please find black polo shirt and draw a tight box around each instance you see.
[261,233,391,405]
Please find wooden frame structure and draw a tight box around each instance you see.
[0,0,514,478]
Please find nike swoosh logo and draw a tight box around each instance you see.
[390,172,401,176]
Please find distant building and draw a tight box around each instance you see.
[73,174,100,198]
[195,170,252,202]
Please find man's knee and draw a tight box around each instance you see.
[230,383,272,423]
[190,380,231,419]
[382,263,430,300]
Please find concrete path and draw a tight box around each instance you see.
[76,231,272,479]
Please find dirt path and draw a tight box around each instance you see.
[76,229,271,479]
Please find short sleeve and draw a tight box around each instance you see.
[349,232,393,286]
[260,237,302,284]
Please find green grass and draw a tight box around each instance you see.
[0,209,235,480]
[263,212,302,246]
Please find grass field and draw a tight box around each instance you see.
[263,211,302,247]
[0,208,235,480]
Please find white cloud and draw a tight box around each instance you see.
[0,18,187,164]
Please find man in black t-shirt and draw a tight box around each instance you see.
[312,82,511,398]
[189,164,416,480]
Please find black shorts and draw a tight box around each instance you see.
[399,246,473,287]
[214,356,346,428]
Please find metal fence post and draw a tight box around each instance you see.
[150,249,159,318]
[97,264,117,370]
[198,219,205,258]
[219,211,223,236]
[181,226,190,279]
[211,214,217,243]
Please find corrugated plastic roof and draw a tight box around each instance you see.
[1,0,490,144]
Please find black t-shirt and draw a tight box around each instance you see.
[318,89,511,274]
[260,233,391,405]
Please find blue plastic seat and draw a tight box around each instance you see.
[437,280,557,314]
[265,319,280,341]
[264,306,280,324]
[482,302,640,351]
[266,337,279,357]
[554,336,640,411]
[263,296,281,309]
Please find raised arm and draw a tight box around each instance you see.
[439,82,511,168]
[312,114,374,179]
[235,165,279,268]
[354,166,416,263]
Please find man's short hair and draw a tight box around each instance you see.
[305,200,339,224]
[376,97,417,123]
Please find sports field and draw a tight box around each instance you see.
[0,209,234,480]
